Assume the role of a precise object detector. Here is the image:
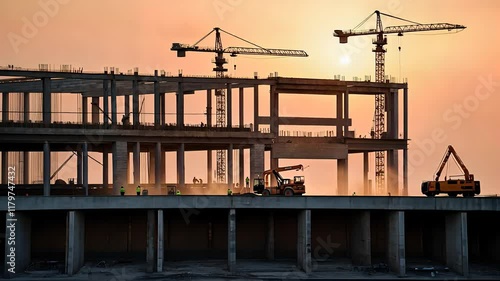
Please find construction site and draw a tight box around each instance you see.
[0,7,499,281]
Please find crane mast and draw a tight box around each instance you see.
[334,11,465,195]
[171,28,307,185]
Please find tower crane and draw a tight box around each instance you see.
[333,11,465,195]
[171,27,308,184]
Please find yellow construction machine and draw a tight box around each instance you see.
[253,164,306,196]
[421,145,480,197]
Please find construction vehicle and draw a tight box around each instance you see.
[253,165,305,196]
[421,145,480,197]
[171,27,307,185]
[334,11,465,195]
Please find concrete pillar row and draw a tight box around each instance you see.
[445,212,469,276]
[387,211,406,276]
[65,211,85,275]
[297,209,312,273]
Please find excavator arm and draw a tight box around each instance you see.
[435,145,471,181]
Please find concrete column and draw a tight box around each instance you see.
[344,89,349,137]
[91,97,99,124]
[239,87,244,128]
[43,141,50,196]
[297,209,312,273]
[250,144,265,189]
[110,77,117,126]
[155,142,162,189]
[4,212,31,278]
[82,96,88,124]
[103,147,109,188]
[227,83,232,128]
[388,211,405,276]
[336,92,343,137]
[133,142,140,186]
[1,152,7,184]
[82,142,88,196]
[147,210,157,273]
[227,144,233,188]
[337,158,348,195]
[266,211,275,260]
[160,148,166,185]
[154,71,160,128]
[23,151,29,184]
[228,209,236,272]
[157,210,164,272]
[403,87,408,196]
[270,150,278,188]
[206,89,212,127]
[65,211,85,275]
[23,92,29,123]
[269,85,278,136]
[76,149,82,185]
[176,82,184,128]
[239,148,244,187]
[351,211,371,265]
[363,152,369,195]
[133,79,139,126]
[112,141,128,194]
[1,92,8,122]
[124,94,130,119]
[177,143,185,188]
[445,212,469,276]
[103,79,109,125]
[253,85,259,132]
[160,93,166,126]
[207,150,212,186]
[149,148,156,184]
[42,78,51,125]
[387,150,399,196]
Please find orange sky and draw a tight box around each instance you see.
[1,0,499,196]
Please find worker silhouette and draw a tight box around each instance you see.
[120,186,125,196]
[136,185,141,196]
[245,176,249,188]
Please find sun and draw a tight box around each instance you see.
[340,55,351,65]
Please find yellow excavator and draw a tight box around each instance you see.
[421,145,480,197]
[253,164,306,196]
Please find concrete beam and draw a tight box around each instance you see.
[445,212,469,276]
[272,143,348,160]
[297,209,312,273]
[387,211,405,276]
[4,212,31,278]
[228,209,236,272]
[65,211,85,275]
[258,116,351,126]
[112,141,128,194]
[351,211,371,265]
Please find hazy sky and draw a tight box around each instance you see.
[1,0,499,196]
